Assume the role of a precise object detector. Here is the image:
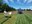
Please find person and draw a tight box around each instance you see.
[4,9,8,18]
[4,9,12,18]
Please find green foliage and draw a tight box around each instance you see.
[0,3,16,12]
[0,0,2,2]
[26,9,31,11]
[0,0,2,6]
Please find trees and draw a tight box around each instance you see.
[0,0,16,13]
[0,0,16,12]
[0,8,4,13]
[2,3,16,11]
[2,3,7,9]
[0,0,3,6]
[0,0,2,2]
[26,9,31,11]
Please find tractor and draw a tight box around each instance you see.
[18,8,23,14]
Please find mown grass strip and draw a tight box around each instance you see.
[24,14,32,24]
[1,16,11,24]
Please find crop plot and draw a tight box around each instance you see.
[0,11,32,24]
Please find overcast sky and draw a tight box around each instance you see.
[3,0,32,9]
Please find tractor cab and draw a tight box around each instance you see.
[18,8,23,14]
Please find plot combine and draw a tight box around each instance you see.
[18,8,23,14]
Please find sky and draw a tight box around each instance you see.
[3,0,32,9]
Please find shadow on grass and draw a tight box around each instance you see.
[1,16,11,24]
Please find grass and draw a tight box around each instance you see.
[0,11,32,24]
[0,13,7,24]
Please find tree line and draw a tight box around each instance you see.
[24,9,32,11]
[0,0,16,12]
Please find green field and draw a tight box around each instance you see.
[0,11,32,24]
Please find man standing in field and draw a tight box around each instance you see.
[4,9,8,18]
[4,9,12,18]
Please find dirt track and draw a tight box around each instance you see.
[12,11,32,14]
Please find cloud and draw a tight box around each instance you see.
[24,0,27,3]
[3,0,9,3]
[9,0,14,2]
[23,0,32,3]
[17,0,19,2]
[27,0,32,3]
[29,6,32,8]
